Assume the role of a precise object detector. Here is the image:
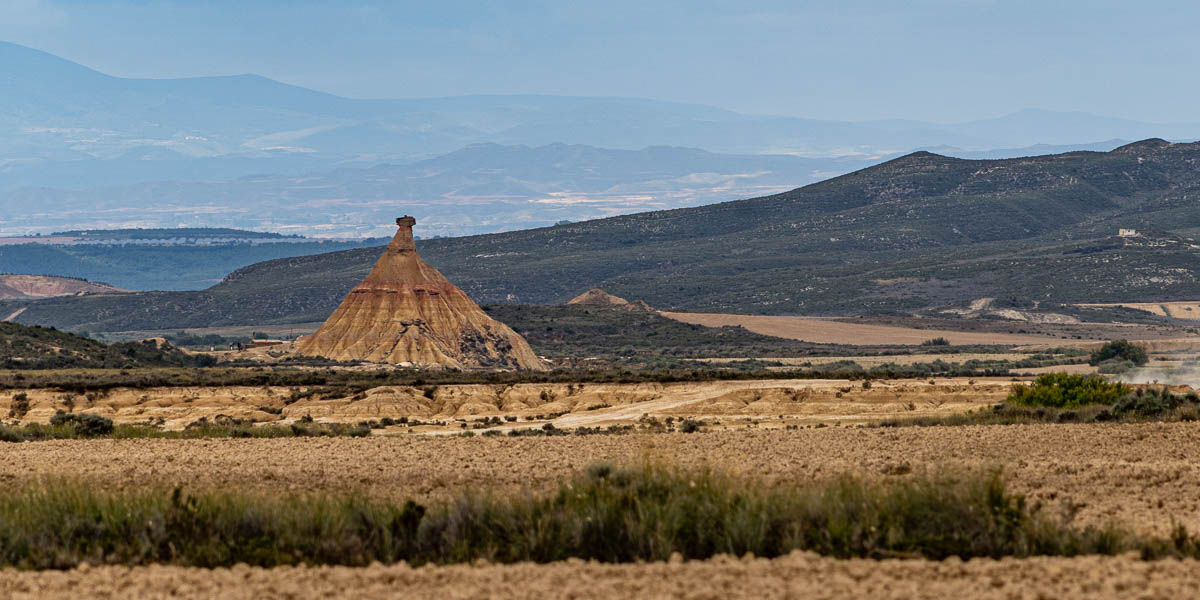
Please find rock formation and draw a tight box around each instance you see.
[295,216,546,370]
[566,288,654,311]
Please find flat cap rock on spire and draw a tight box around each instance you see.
[295,216,546,370]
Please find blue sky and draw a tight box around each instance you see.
[2,0,1197,123]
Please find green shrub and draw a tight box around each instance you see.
[1107,387,1185,419]
[884,382,1197,427]
[5,392,29,419]
[47,411,114,437]
[1006,373,1129,409]
[1089,340,1148,367]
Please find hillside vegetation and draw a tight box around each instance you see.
[12,140,1200,332]
[0,323,207,370]
[485,305,841,361]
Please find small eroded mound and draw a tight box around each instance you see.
[566,288,654,311]
[663,381,1010,418]
[282,383,664,420]
[0,379,1014,428]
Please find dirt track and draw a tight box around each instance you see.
[5,423,1200,535]
[4,554,1198,599]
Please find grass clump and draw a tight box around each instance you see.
[0,464,1195,570]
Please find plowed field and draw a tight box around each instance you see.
[3,554,1197,599]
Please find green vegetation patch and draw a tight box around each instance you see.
[0,413,373,443]
[881,379,1200,427]
[4,465,1199,570]
[1007,373,1130,409]
[1088,339,1150,374]
[0,352,1080,394]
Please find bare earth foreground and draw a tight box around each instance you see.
[4,554,1199,599]
[5,423,1200,535]
[7,418,1200,597]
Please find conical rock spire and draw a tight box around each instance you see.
[295,216,546,370]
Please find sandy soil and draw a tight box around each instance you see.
[660,312,1062,345]
[5,423,1200,535]
[4,553,1198,599]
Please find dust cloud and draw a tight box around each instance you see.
[1117,362,1200,387]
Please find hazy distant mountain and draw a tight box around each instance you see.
[4,41,1199,192]
[0,143,881,238]
[18,139,1200,331]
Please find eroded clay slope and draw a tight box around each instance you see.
[295,217,545,370]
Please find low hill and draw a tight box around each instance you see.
[12,140,1200,332]
[0,323,210,369]
[484,304,847,362]
[0,275,126,301]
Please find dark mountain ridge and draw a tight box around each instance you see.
[10,139,1200,332]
